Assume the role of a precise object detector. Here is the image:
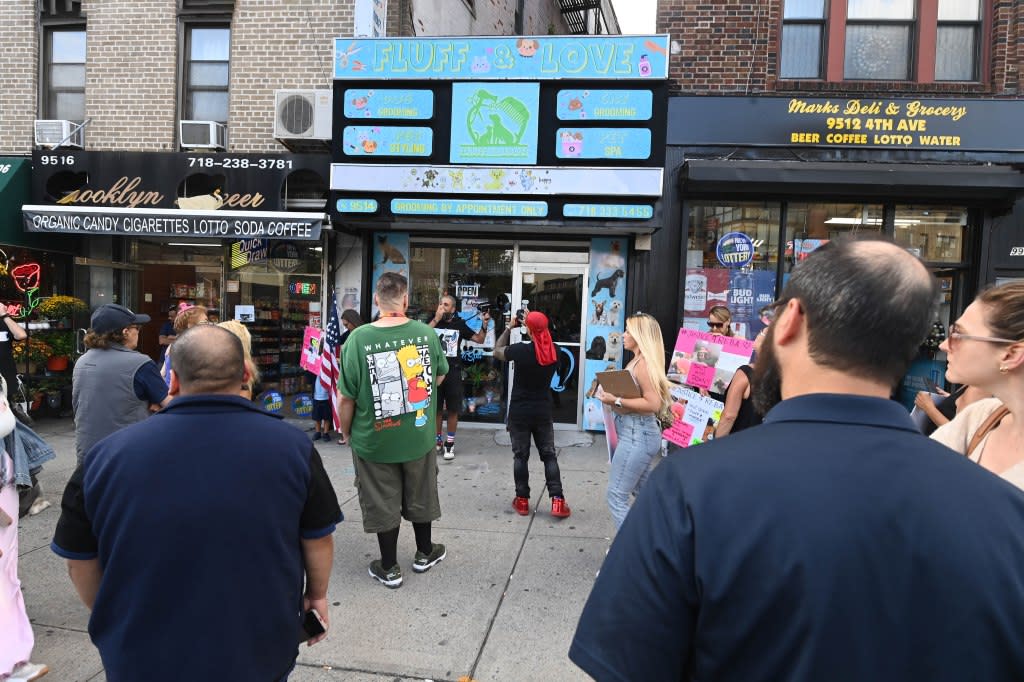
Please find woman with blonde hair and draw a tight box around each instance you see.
[598,312,672,529]
[931,281,1024,489]
[162,304,208,387]
[217,319,260,400]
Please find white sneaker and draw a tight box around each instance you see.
[9,662,49,681]
[443,442,455,461]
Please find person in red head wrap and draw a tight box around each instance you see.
[493,309,571,519]
[524,311,558,367]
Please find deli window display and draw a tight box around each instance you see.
[226,242,324,404]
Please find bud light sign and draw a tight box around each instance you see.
[716,232,754,268]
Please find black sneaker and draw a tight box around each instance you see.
[412,543,446,573]
[312,432,322,441]
[368,560,403,588]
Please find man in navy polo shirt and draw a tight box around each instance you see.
[571,239,1024,681]
[53,324,341,681]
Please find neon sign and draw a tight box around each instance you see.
[0,249,42,319]
[289,281,318,297]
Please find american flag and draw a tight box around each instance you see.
[319,291,342,431]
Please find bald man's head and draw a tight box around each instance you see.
[171,324,245,395]
[778,237,937,386]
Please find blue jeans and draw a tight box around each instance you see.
[607,413,662,529]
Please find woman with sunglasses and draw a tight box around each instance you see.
[597,313,672,529]
[707,305,734,337]
[931,281,1024,489]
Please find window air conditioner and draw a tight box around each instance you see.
[274,90,332,140]
[179,120,226,150]
[34,120,84,149]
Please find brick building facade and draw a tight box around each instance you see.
[0,0,629,426]
[638,0,1024,407]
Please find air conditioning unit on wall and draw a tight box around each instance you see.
[34,120,84,149]
[180,120,226,150]
[274,90,332,140]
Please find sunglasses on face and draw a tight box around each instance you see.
[947,323,1021,351]
[707,321,725,329]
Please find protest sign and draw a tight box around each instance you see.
[300,326,322,373]
[668,328,754,394]
[663,383,724,448]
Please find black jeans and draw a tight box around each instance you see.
[508,418,563,499]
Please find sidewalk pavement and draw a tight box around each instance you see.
[17,417,617,682]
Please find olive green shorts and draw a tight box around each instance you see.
[352,447,441,533]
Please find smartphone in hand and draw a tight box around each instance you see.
[299,608,327,644]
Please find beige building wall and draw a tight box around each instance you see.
[0,1,40,155]
[229,0,355,153]
[82,0,178,151]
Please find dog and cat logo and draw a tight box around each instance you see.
[435,328,461,358]
[367,342,434,428]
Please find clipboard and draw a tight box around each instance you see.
[596,370,642,399]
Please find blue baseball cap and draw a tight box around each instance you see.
[90,304,151,334]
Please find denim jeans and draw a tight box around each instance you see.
[508,418,563,499]
[607,412,662,529]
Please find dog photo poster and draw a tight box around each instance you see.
[370,232,410,318]
[582,237,629,432]
[669,328,754,393]
[662,384,723,448]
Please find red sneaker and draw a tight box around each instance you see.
[513,496,530,515]
[551,497,571,518]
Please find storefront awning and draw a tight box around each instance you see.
[0,158,54,249]
[22,205,329,241]
[680,160,1024,205]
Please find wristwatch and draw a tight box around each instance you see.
[614,397,623,408]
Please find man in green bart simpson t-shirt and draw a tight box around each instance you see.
[338,272,448,589]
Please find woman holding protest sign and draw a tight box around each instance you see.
[715,326,766,438]
[598,313,672,529]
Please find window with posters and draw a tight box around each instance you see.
[685,202,780,339]
[685,199,975,411]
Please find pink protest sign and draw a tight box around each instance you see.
[300,326,322,373]
[662,384,724,448]
[668,328,754,393]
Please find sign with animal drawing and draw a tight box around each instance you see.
[333,36,670,81]
[342,126,433,156]
[556,89,654,121]
[330,35,668,227]
[450,83,540,165]
[370,231,409,319]
[582,237,629,433]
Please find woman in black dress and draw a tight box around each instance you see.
[714,326,766,438]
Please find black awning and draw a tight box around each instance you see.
[680,160,1024,204]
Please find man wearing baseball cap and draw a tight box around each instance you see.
[72,304,170,463]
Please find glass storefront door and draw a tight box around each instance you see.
[512,262,588,427]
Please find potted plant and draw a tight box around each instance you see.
[13,337,54,375]
[36,295,88,327]
[37,330,76,372]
